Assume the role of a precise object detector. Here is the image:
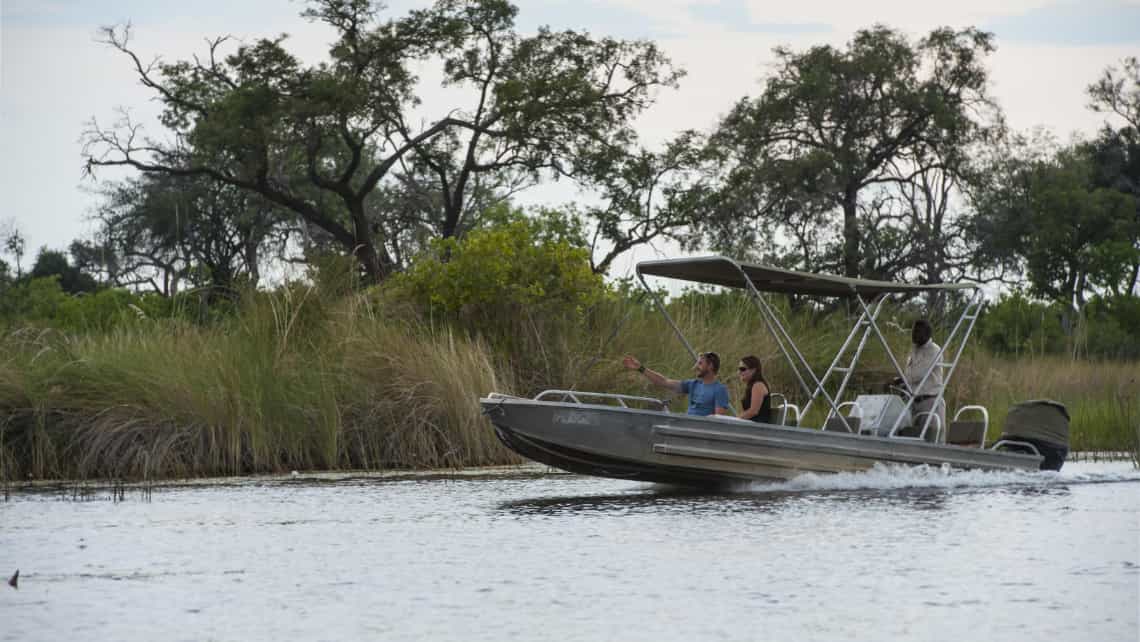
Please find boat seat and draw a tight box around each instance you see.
[894,412,942,442]
[946,405,989,448]
[769,394,800,427]
[824,416,860,433]
[947,420,985,446]
[822,401,860,433]
[895,424,917,438]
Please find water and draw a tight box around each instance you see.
[2,461,1139,642]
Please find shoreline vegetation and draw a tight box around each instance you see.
[2,282,1137,483]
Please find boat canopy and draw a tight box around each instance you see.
[637,256,976,297]
[634,255,985,437]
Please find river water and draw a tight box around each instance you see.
[2,461,1138,642]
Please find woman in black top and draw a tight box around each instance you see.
[737,355,772,424]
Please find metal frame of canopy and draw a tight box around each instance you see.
[634,256,984,439]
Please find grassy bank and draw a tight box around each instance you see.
[1,288,1137,481]
[0,289,518,481]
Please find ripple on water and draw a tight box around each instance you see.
[0,461,1137,642]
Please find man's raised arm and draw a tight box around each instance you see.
[622,355,683,393]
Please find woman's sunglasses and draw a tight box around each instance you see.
[737,366,751,372]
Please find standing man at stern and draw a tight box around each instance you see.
[622,352,731,416]
[901,319,947,441]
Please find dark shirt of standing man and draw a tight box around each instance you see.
[622,352,731,416]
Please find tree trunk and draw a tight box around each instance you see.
[354,239,384,284]
[441,199,462,240]
[842,190,860,278]
[244,238,260,289]
[347,199,390,284]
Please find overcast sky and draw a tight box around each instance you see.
[2,0,1138,277]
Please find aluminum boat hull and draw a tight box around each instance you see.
[480,397,1043,487]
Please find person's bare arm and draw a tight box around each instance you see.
[622,355,683,393]
[739,382,768,420]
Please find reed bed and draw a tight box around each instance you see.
[952,353,1139,457]
[0,289,1135,482]
[0,287,519,482]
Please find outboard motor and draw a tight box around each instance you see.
[998,400,1070,471]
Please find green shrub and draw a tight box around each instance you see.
[385,214,609,391]
[0,277,71,325]
[390,220,603,315]
[1083,294,1140,359]
[978,292,1067,356]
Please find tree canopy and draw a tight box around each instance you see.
[58,8,1138,359]
[704,25,1001,281]
[90,173,287,295]
[30,248,99,295]
[83,0,681,283]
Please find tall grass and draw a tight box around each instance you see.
[1,287,1136,482]
[0,286,518,482]
[953,353,1139,456]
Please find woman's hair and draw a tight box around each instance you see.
[740,355,764,387]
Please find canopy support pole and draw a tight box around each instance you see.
[852,293,913,395]
[728,262,851,431]
[801,294,888,424]
[636,272,697,362]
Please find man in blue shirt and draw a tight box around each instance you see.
[622,352,731,416]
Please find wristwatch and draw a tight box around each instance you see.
[637,365,646,373]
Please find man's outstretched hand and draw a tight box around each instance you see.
[622,355,641,371]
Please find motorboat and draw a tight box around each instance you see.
[479,256,1069,487]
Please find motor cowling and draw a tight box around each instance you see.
[1000,400,1070,471]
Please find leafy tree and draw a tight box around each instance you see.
[362,134,524,269]
[705,25,1001,279]
[30,248,99,295]
[969,55,1140,307]
[968,141,1138,317]
[578,131,707,274]
[83,0,680,283]
[69,238,121,288]
[1083,294,1140,358]
[977,291,1066,356]
[91,173,286,296]
[1087,57,1140,295]
[1088,56,1140,131]
[474,202,587,246]
[1085,131,1140,295]
[0,220,25,278]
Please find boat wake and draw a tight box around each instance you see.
[742,460,1140,494]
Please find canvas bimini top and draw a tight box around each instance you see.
[636,256,977,297]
